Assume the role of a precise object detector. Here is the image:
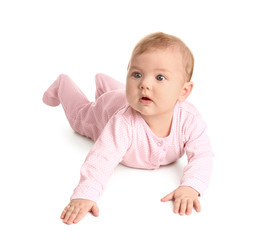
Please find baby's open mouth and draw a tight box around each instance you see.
[141,97,151,101]
[139,96,153,104]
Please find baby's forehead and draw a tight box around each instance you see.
[130,46,184,66]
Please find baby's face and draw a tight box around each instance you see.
[126,48,189,118]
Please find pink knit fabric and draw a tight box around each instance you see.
[43,74,213,202]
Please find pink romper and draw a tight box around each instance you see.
[43,74,213,202]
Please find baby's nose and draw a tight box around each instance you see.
[139,77,152,90]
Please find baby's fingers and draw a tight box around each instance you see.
[73,209,88,224]
[161,191,175,202]
[179,199,187,216]
[174,198,181,214]
[61,205,70,219]
[63,206,79,225]
[193,199,201,212]
[91,204,99,217]
[186,199,193,215]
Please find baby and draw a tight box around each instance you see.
[43,32,213,225]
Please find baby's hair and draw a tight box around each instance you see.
[131,32,194,82]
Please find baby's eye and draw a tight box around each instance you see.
[156,75,166,81]
[133,72,142,79]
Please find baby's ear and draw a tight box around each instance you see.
[178,81,193,102]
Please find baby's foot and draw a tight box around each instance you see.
[42,77,61,106]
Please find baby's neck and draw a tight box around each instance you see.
[142,111,174,138]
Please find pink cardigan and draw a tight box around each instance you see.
[71,89,213,202]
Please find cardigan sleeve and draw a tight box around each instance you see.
[71,111,132,202]
[180,113,213,195]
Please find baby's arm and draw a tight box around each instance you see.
[162,112,213,215]
[62,110,132,224]
[61,199,99,225]
[161,186,200,215]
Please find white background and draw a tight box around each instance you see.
[1,0,267,239]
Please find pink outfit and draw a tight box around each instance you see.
[43,74,213,202]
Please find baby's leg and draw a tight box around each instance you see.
[43,74,97,139]
[95,73,125,100]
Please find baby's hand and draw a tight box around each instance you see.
[161,186,201,216]
[61,199,99,224]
